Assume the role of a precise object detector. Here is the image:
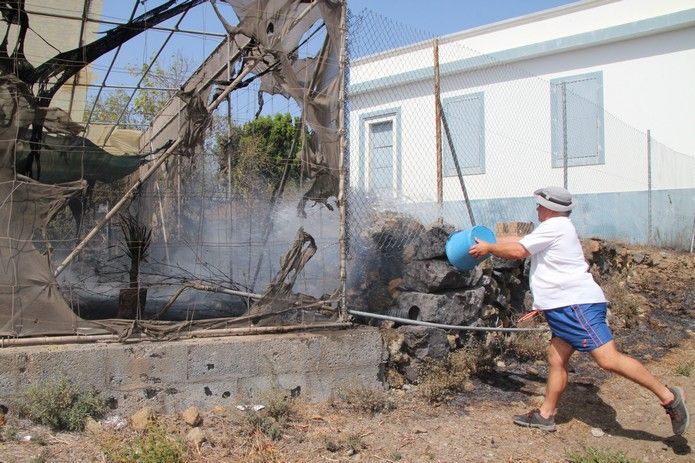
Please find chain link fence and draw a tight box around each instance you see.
[2,3,693,339]
[345,8,695,256]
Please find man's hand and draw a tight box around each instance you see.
[469,238,490,258]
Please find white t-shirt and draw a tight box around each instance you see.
[519,216,606,310]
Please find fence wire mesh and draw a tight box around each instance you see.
[345,8,695,259]
[1,2,694,339]
[1,0,345,338]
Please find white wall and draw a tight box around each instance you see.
[349,0,695,203]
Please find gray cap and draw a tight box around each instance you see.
[534,186,575,212]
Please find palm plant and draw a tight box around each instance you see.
[119,212,152,287]
[117,212,152,319]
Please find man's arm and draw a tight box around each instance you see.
[469,237,530,260]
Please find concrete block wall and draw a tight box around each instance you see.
[0,327,385,414]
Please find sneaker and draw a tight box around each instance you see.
[663,386,690,435]
[512,409,557,432]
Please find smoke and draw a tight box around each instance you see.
[55,181,341,320]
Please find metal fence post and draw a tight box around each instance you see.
[561,82,568,189]
[647,129,652,244]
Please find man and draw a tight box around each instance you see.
[469,186,689,435]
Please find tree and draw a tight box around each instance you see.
[84,51,190,127]
[217,113,303,198]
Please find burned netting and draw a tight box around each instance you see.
[0,0,346,338]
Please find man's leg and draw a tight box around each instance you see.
[591,340,690,435]
[590,340,672,403]
[539,336,575,418]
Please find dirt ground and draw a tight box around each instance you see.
[1,243,694,463]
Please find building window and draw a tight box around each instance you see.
[368,120,395,197]
[359,108,401,197]
[442,92,485,176]
[551,71,605,167]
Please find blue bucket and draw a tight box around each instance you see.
[445,225,497,271]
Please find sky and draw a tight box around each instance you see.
[88,0,581,123]
[346,0,580,37]
[95,0,582,71]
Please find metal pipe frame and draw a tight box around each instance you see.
[348,310,548,333]
[0,322,351,348]
[24,7,227,38]
[100,6,192,148]
[77,82,181,92]
[83,1,141,132]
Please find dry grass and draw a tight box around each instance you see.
[504,330,550,362]
[241,430,285,463]
[323,432,367,456]
[335,385,394,415]
[601,275,647,329]
[417,346,489,403]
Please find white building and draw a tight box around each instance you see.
[347,0,695,247]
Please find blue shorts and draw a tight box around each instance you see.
[543,303,613,352]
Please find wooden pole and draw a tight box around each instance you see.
[434,38,443,225]
[337,0,348,321]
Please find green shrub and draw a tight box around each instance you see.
[24,378,107,431]
[566,447,642,463]
[102,422,185,463]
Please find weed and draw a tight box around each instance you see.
[23,378,107,431]
[29,449,49,463]
[423,445,436,461]
[602,276,646,329]
[3,425,18,441]
[322,433,367,455]
[243,429,284,463]
[418,347,483,403]
[566,446,642,463]
[345,432,366,454]
[101,422,185,463]
[389,451,403,461]
[242,410,283,441]
[417,360,458,403]
[260,387,294,423]
[675,361,694,377]
[337,386,394,415]
[505,331,549,362]
[324,438,341,452]
[32,432,48,446]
